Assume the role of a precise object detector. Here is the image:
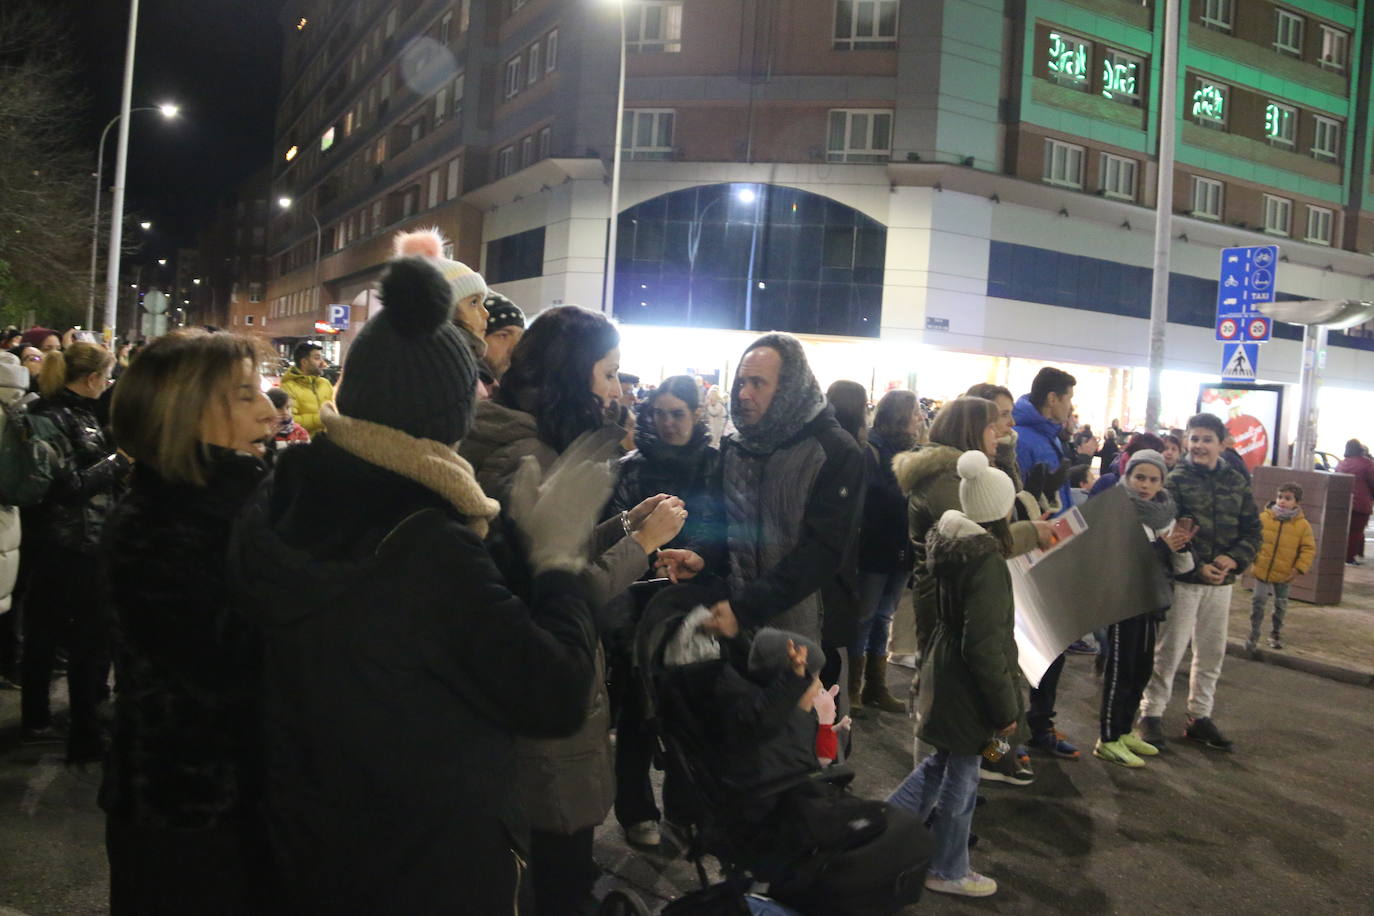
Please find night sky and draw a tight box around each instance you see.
[61,0,286,254]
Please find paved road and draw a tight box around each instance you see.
[3,651,1371,914]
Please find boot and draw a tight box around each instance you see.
[847,658,868,718]
[862,653,906,713]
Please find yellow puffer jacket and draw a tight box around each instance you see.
[279,367,334,436]
[1251,506,1316,584]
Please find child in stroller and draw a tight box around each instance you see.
[632,585,931,916]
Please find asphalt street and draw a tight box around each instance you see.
[2,650,1371,914]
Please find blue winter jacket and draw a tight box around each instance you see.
[1012,395,1072,515]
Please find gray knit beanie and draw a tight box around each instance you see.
[1124,448,1168,481]
[335,256,478,444]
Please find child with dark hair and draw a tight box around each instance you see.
[1067,464,1094,507]
[1247,482,1315,652]
[1137,413,1259,753]
[266,387,310,454]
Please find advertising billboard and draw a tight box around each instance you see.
[1196,383,1285,470]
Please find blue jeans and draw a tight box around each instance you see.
[886,749,979,880]
[853,570,907,658]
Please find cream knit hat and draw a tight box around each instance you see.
[957,450,1016,524]
[392,228,488,306]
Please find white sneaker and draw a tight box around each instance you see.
[924,870,998,897]
[625,820,661,847]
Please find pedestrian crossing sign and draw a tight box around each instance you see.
[1221,342,1259,382]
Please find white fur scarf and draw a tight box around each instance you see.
[320,403,500,538]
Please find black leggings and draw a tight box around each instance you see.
[1099,614,1157,742]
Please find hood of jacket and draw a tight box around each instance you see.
[1012,395,1062,443]
[727,333,826,455]
[0,352,28,401]
[926,509,1002,577]
[281,365,323,385]
[631,401,711,469]
[894,443,958,496]
[459,397,547,487]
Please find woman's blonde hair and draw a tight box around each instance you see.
[928,397,997,454]
[38,341,114,399]
[111,330,270,486]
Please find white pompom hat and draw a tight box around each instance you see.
[957,450,1016,524]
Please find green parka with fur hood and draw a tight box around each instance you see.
[894,444,1039,655]
[916,510,1025,755]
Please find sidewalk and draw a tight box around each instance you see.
[1227,546,1374,687]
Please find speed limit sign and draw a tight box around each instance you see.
[1216,317,1239,341]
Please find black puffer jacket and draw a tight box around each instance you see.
[27,387,128,553]
[857,430,912,574]
[99,448,267,830]
[610,413,724,572]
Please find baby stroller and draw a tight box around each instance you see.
[616,582,930,916]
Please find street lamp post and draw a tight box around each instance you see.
[602,0,627,315]
[278,197,324,318]
[102,0,142,343]
[87,104,177,330]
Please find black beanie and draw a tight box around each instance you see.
[335,256,478,444]
[484,291,526,334]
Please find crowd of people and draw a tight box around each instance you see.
[0,223,1371,914]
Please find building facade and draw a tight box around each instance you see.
[266,0,1374,451]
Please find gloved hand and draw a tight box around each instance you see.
[507,429,620,574]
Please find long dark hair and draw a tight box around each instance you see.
[872,389,918,451]
[928,397,996,453]
[496,305,620,452]
[826,379,868,447]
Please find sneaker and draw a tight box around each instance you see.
[1013,751,1035,783]
[625,820,662,847]
[1093,738,1144,768]
[1066,639,1097,655]
[1118,732,1160,757]
[925,870,997,898]
[1134,716,1166,750]
[1244,639,1257,654]
[1184,716,1234,752]
[979,752,1034,786]
[1028,728,1080,760]
[1269,636,1283,650]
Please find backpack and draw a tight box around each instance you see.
[0,398,64,507]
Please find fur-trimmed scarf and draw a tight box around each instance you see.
[728,332,826,455]
[321,402,500,537]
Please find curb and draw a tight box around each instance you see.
[1226,637,1374,688]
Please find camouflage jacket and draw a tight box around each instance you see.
[1166,458,1261,586]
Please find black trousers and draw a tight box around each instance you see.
[1099,614,1157,742]
[613,662,661,829]
[106,813,274,915]
[1028,652,1066,736]
[530,826,597,915]
[20,544,108,751]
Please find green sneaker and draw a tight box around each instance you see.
[1093,738,1144,768]
[1119,732,1160,757]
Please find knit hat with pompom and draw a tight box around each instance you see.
[392,228,487,308]
[335,256,478,444]
[957,450,1016,524]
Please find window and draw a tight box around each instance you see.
[1320,26,1348,70]
[485,227,545,284]
[623,109,675,159]
[537,126,551,160]
[1190,176,1223,219]
[381,72,392,100]
[460,0,470,34]
[521,136,534,169]
[1042,138,1085,188]
[244,315,255,326]
[372,200,383,228]
[1274,9,1303,57]
[825,109,892,163]
[1046,31,1091,91]
[627,1,683,53]
[1312,116,1340,162]
[1099,153,1137,200]
[446,157,461,200]
[385,8,397,37]
[1264,102,1296,147]
[497,146,516,178]
[440,11,453,44]
[435,87,449,125]
[320,126,335,152]
[833,0,898,50]
[527,42,542,83]
[248,282,263,303]
[1191,80,1227,128]
[428,170,441,209]
[1200,0,1233,32]
[402,185,420,218]
[545,30,558,72]
[1101,49,1142,105]
[344,111,354,137]
[1262,195,1291,236]
[504,57,522,99]
[1306,206,1333,245]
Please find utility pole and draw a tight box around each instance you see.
[1145,0,1180,431]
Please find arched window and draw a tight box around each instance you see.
[613,183,885,337]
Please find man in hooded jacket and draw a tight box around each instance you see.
[703,333,864,644]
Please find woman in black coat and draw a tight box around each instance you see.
[100,331,278,914]
[21,342,127,762]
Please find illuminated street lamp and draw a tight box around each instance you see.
[139,220,152,230]
[277,197,323,314]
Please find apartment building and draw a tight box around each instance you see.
[265,0,1374,448]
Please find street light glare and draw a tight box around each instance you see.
[192,277,201,285]
[157,258,167,266]
[736,188,757,204]
[278,197,293,209]
[140,221,152,230]
[158,104,180,118]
